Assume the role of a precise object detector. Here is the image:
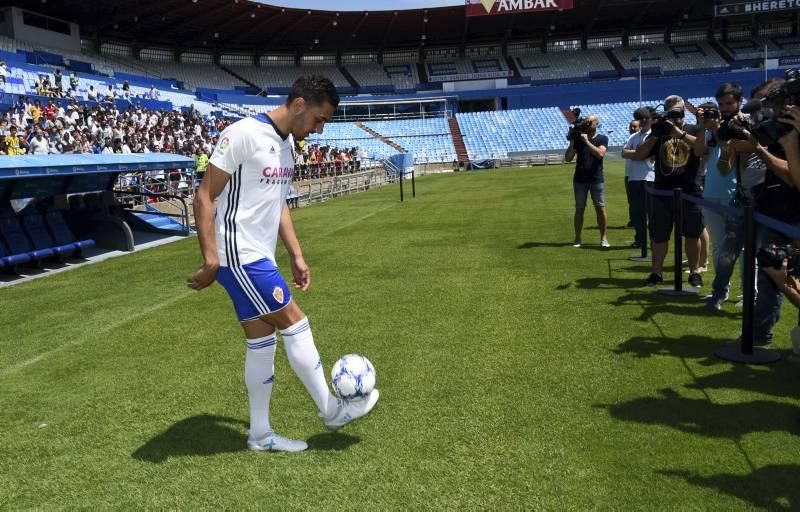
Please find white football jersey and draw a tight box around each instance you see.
[209,115,295,267]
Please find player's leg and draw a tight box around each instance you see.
[217,264,306,452]
[259,300,379,431]
[573,183,588,245]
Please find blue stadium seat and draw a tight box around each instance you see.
[0,209,56,263]
[18,208,78,259]
[44,207,95,255]
[0,238,32,270]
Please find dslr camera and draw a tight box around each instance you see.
[567,108,592,143]
[649,106,685,138]
[740,68,800,146]
[756,244,800,277]
[717,113,751,142]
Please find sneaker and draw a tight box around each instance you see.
[322,389,380,431]
[645,272,664,286]
[688,272,703,287]
[247,432,308,453]
[705,296,724,311]
[600,238,611,248]
[572,239,581,248]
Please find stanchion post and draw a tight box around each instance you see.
[659,188,697,296]
[740,202,757,355]
[399,170,404,203]
[411,170,416,198]
[715,200,781,364]
[630,187,651,263]
[672,188,683,292]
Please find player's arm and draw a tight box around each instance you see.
[629,136,657,160]
[187,163,231,290]
[278,204,311,291]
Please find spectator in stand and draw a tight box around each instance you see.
[87,85,97,102]
[69,72,78,92]
[5,125,23,155]
[30,128,49,155]
[0,60,7,86]
[53,68,63,92]
[148,85,159,101]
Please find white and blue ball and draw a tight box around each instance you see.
[331,354,376,400]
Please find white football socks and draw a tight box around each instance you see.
[244,334,277,441]
[280,317,338,418]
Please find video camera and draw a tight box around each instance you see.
[740,69,800,147]
[757,244,800,277]
[566,107,592,143]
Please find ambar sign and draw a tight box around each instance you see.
[465,0,574,16]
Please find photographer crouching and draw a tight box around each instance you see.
[564,110,610,248]
[629,95,707,287]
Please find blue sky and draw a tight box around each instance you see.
[254,0,463,10]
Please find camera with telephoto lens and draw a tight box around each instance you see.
[717,113,751,142]
[649,107,685,138]
[701,107,721,119]
[740,69,800,146]
[567,107,592,142]
[756,245,800,277]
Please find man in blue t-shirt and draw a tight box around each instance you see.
[564,114,610,248]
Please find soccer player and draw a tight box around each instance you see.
[188,76,379,453]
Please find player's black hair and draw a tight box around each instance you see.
[287,75,340,109]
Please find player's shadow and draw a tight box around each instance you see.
[659,465,800,510]
[306,432,361,451]
[597,388,800,440]
[132,414,248,463]
[132,414,362,463]
[613,334,729,365]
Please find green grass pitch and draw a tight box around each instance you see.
[1,162,799,510]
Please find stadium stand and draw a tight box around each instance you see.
[456,108,570,158]
[362,118,457,163]
[511,49,616,82]
[613,43,729,75]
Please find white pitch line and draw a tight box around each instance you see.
[0,290,193,378]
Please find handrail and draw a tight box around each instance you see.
[112,188,191,231]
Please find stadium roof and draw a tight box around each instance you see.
[26,0,726,53]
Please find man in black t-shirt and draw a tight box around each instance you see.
[564,114,610,248]
[630,95,709,288]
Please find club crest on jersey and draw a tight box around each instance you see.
[269,146,276,154]
[272,286,284,304]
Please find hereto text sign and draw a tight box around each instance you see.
[715,0,800,16]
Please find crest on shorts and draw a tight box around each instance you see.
[272,286,284,304]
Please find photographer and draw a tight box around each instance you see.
[629,95,707,287]
[621,107,654,250]
[728,77,800,345]
[761,244,800,310]
[564,113,610,248]
[700,84,745,310]
[776,104,800,189]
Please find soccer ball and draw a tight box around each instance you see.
[331,354,376,400]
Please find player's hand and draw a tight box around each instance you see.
[187,262,219,290]
[291,255,311,291]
